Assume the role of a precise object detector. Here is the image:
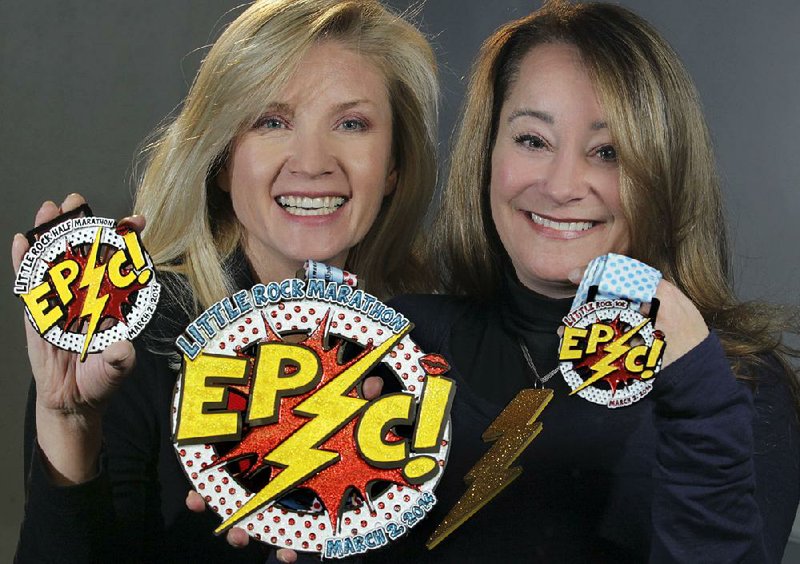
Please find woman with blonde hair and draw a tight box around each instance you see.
[13,0,438,561]
[389,1,799,561]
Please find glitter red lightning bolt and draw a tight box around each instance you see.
[209,311,412,532]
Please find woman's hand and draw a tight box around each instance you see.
[13,194,142,484]
[567,268,709,368]
[646,279,709,367]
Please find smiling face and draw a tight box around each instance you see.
[490,43,630,298]
[218,41,396,282]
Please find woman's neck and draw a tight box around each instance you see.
[243,239,348,284]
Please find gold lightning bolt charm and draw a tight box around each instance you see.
[426,388,552,549]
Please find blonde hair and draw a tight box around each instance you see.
[134,0,438,309]
[437,1,799,387]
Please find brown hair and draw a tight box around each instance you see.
[435,0,799,392]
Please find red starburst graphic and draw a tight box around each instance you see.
[575,316,643,395]
[46,238,148,332]
[209,312,412,531]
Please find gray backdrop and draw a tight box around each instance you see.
[2,1,798,560]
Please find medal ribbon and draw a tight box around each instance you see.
[571,253,662,310]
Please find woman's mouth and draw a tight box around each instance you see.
[276,195,346,217]
[529,211,595,232]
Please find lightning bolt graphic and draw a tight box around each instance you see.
[426,388,552,550]
[215,325,411,535]
[570,318,650,395]
[77,227,109,361]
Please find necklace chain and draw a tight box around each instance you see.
[517,336,558,388]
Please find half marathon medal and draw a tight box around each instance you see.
[558,253,666,409]
[171,265,455,558]
[13,205,161,361]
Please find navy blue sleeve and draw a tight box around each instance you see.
[16,382,117,563]
[649,332,766,563]
[751,356,800,562]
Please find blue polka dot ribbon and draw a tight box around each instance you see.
[303,260,357,287]
[571,253,662,311]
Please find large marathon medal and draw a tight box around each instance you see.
[171,262,455,558]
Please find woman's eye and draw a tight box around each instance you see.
[596,144,617,162]
[254,116,287,130]
[338,118,367,131]
[514,134,548,150]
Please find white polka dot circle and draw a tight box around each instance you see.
[559,305,660,408]
[14,217,160,356]
[171,299,451,554]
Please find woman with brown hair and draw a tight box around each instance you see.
[13,0,438,561]
[388,1,799,561]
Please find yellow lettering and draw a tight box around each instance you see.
[48,259,79,305]
[107,249,136,288]
[21,281,63,333]
[356,392,414,467]
[559,326,588,361]
[174,353,249,444]
[247,343,321,425]
[624,345,648,373]
[586,323,614,354]
[412,375,455,451]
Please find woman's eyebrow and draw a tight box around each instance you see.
[262,102,292,114]
[507,109,608,131]
[507,108,553,124]
[333,99,373,112]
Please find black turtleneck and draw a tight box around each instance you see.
[448,271,571,406]
[385,275,791,563]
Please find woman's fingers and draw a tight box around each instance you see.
[34,200,60,227]
[651,280,709,367]
[118,214,146,234]
[11,233,29,272]
[21,194,91,272]
[32,193,87,230]
[227,527,250,548]
[186,490,250,549]
[100,340,137,386]
[185,490,206,513]
[276,548,298,563]
[362,376,384,400]
[60,193,87,214]
[567,265,588,286]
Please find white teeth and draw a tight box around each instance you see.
[277,195,346,216]
[529,211,593,231]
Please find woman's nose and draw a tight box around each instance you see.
[286,131,335,178]
[541,152,590,203]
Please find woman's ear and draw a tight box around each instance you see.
[212,144,233,193]
[384,168,398,196]
[216,163,231,193]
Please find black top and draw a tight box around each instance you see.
[15,270,800,563]
[17,266,279,563]
[376,279,799,563]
